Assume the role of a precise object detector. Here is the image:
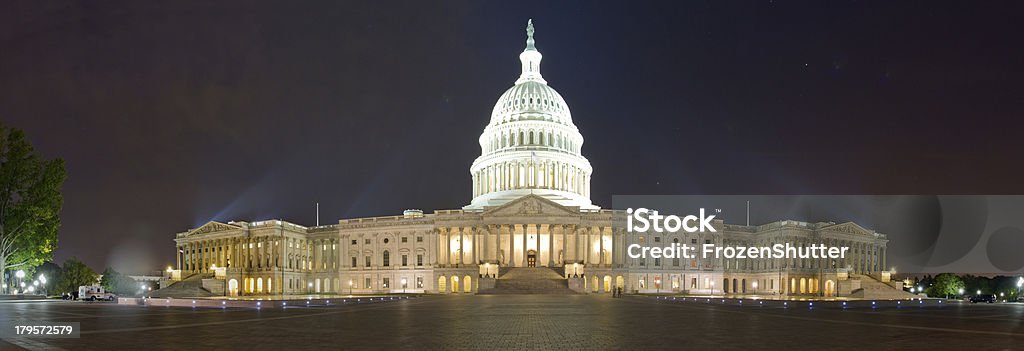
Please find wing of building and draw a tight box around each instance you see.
[165,20,903,299]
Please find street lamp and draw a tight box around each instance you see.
[348,280,353,296]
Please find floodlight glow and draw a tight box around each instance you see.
[15,270,25,279]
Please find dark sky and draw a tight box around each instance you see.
[2,1,1022,273]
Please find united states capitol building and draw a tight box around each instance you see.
[162,21,905,299]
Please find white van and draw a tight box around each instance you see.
[78,285,116,301]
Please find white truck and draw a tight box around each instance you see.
[78,285,116,301]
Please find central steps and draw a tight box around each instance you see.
[478,267,577,295]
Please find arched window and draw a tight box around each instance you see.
[529,131,535,144]
[383,250,390,267]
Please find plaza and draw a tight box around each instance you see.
[2,296,1023,350]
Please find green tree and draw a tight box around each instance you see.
[100,268,138,295]
[58,257,96,294]
[926,273,964,298]
[0,125,65,286]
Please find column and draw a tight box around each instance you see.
[561,225,567,266]
[508,225,515,267]
[599,226,605,266]
[585,228,591,265]
[548,224,554,267]
[493,225,500,264]
[471,227,478,265]
[534,224,540,265]
[458,227,465,265]
[521,224,528,266]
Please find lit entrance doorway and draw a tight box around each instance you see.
[527,250,537,267]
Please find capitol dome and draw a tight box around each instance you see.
[465,20,597,210]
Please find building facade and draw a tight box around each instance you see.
[171,21,891,297]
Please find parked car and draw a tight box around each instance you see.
[969,294,996,303]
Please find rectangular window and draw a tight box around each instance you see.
[383,278,390,289]
[691,238,697,244]
[705,239,711,245]
[402,255,408,266]
[654,237,661,243]
[417,254,423,266]
[672,258,680,266]
[351,240,357,245]
[365,277,371,289]
[417,236,423,242]
[416,277,423,288]
[654,258,661,266]
[402,237,408,243]
[351,257,357,268]
[365,239,371,244]
[640,259,645,266]
[365,256,371,267]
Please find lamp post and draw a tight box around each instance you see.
[15,270,25,294]
[348,280,353,296]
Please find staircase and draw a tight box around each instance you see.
[478,267,577,295]
[149,273,217,298]
[849,273,917,299]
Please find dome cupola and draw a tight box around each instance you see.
[465,20,597,210]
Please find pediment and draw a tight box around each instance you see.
[186,221,243,237]
[822,222,872,236]
[482,194,580,217]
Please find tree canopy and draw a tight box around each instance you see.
[100,267,139,295]
[0,125,65,285]
[57,257,96,294]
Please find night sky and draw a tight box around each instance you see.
[2,1,1022,273]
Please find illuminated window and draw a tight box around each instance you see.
[416,277,423,288]
[383,278,390,289]
[365,277,371,289]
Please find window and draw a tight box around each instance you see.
[402,237,408,243]
[654,258,661,266]
[640,259,645,266]
[351,240,357,245]
[673,238,679,243]
[417,254,423,266]
[654,237,661,243]
[705,239,711,244]
[351,257,357,268]
[417,236,423,242]
[416,277,423,288]
[691,238,697,244]
[365,239,371,244]
[365,256,371,267]
[384,238,389,244]
[402,254,408,267]
[672,258,680,266]
[383,251,390,267]
[383,278,390,289]
[364,277,371,289]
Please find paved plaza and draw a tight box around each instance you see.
[1,296,1023,350]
